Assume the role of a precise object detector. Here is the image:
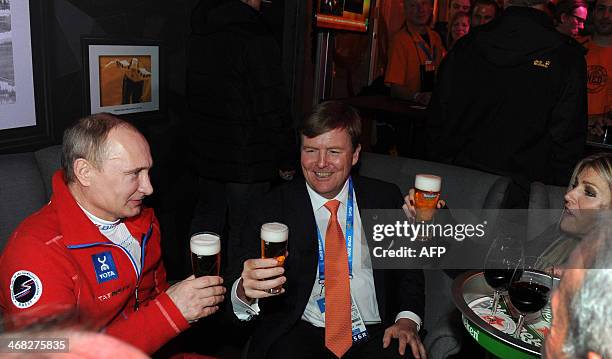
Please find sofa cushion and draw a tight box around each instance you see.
[0,153,47,249]
[528,182,566,210]
[527,182,566,240]
[34,145,63,201]
[358,152,511,224]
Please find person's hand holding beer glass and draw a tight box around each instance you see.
[165,232,226,323]
[402,174,445,221]
[237,223,289,304]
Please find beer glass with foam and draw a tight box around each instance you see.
[414,174,442,223]
[190,232,221,277]
[260,222,288,294]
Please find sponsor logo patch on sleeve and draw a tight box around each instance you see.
[92,251,119,284]
[10,271,43,309]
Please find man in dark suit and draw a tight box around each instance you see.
[229,101,426,359]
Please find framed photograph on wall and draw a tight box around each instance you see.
[0,0,53,152]
[82,38,162,119]
[315,0,372,32]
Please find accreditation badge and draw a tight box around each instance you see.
[316,288,369,344]
[349,292,369,343]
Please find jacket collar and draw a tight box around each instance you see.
[49,170,153,246]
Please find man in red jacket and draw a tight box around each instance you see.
[0,113,226,355]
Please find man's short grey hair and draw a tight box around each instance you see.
[563,227,612,358]
[61,113,134,183]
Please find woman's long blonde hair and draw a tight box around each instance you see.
[568,153,612,203]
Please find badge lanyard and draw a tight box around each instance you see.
[417,39,437,63]
[316,177,354,284]
[406,27,437,65]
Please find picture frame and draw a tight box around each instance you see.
[315,0,372,32]
[0,0,53,152]
[81,38,163,120]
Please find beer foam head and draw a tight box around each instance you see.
[261,222,288,243]
[415,174,441,192]
[190,233,221,255]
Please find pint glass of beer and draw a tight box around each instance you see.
[260,222,289,294]
[190,232,221,277]
[414,174,442,223]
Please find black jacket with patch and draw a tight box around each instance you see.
[426,6,587,187]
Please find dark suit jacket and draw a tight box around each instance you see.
[229,176,425,359]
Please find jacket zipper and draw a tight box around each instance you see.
[133,225,152,311]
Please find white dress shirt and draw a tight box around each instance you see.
[231,179,421,330]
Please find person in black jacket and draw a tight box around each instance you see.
[426,0,588,207]
[186,0,297,259]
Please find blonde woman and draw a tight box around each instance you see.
[531,153,612,268]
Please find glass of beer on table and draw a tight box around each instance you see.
[414,174,442,224]
[190,232,221,277]
[260,222,288,294]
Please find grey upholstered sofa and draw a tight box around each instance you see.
[526,182,566,241]
[0,145,62,250]
[358,152,512,359]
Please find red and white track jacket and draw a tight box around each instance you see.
[0,171,189,354]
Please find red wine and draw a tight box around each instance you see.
[484,269,522,290]
[509,281,550,313]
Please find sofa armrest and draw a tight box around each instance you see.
[423,311,463,359]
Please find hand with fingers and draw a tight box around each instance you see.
[237,258,287,304]
[278,169,296,181]
[414,92,432,106]
[402,188,446,219]
[588,114,611,137]
[382,318,427,359]
[166,275,226,322]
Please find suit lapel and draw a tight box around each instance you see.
[287,180,319,315]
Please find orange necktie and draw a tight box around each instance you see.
[324,200,352,358]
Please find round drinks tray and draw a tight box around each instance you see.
[452,271,559,359]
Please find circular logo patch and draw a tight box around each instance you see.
[587,65,607,94]
[10,271,43,308]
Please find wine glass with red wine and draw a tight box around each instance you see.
[508,256,554,338]
[483,235,524,320]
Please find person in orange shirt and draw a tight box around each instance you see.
[586,0,611,140]
[385,0,446,105]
